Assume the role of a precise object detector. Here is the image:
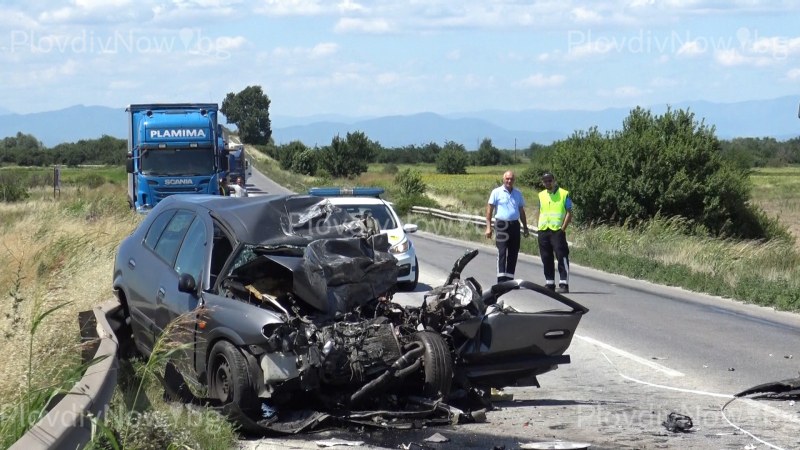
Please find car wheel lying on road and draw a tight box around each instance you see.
[413,331,453,399]
[208,340,258,413]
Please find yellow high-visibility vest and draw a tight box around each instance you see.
[538,188,569,231]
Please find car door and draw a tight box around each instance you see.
[125,208,177,351]
[159,214,209,372]
[151,210,199,334]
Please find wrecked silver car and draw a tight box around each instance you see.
[112,194,588,432]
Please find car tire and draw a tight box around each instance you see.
[207,340,258,413]
[398,257,420,291]
[412,331,452,399]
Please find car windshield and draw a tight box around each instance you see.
[337,204,397,230]
[140,147,216,176]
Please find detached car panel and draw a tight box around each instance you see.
[112,194,587,433]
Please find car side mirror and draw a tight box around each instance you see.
[126,157,134,174]
[403,223,418,233]
[178,273,197,295]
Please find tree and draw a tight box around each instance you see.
[551,107,773,238]
[317,131,377,178]
[435,141,468,174]
[221,86,272,145]
[472,138,502,166]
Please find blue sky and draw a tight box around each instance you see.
[0,0,798,117]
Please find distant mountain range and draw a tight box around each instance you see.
[1,96,798,149]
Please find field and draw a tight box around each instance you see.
[750,166,800,245]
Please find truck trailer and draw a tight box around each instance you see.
[126,103,228,211]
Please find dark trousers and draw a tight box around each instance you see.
[495,220,520,282]
[538,229,570,285]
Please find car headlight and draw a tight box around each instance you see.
[390,239,410,254]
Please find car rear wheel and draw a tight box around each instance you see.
[207,340,257,413]
[412,331,452,399]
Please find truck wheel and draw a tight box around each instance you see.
[207,341,257,413]
[412,331,452,399]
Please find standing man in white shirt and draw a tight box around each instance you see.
[485,170,529,283]
[230,177,249,197]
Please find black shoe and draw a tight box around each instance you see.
[556,284,569,294]
[545,284,556,291]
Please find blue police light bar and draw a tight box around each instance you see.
[308,187,385,198]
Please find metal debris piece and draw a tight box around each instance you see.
[316,438,365,447]
[734,377,800,398]
[662,412,693,433]
[424,433,449,443]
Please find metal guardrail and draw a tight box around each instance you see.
[410,206,537,235]
[10,300,120,450]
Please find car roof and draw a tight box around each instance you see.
[152,194,359,246]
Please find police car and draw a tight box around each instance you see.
[309,187,419,290]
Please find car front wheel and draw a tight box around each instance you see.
[412,331,452,399]
[207,340,257,413]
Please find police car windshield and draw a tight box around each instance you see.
[140,147,215,176]
[340,204,397,230]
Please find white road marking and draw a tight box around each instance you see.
[576,334,686,377]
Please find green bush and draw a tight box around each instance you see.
[551,108,774,238]
[394,168,426,197]
[0,173,29,202]
[392,193,439,216]
[435,141,468,174]
[76,173,106,189]
[291,149,317,176]
[382,163,399,174]
[317,132,376,178]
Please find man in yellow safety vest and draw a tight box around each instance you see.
[537,172,573,293]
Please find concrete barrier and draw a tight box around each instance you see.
[10,300,120,450]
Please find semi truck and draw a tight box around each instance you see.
[126,103,228,212]
[226,142,250,183]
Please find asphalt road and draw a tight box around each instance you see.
[237,166,800,449]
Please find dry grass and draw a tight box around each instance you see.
[0,184,139,402]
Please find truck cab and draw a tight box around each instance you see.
[126,103,228,212]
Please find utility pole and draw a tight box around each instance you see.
[514,138,517,164]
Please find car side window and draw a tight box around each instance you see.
[371,206,396,229]
[174,217,206,283]
[153,210,195,265]
[144,210,177,251]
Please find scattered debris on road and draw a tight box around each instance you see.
[662,412,694,432]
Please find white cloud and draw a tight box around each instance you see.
[570,7,603,23]
[599,85,648,98]
[334,17,392,34]
[676,40,705,57]
[566,41,614,59]
[215,36,247,52]
[255,0,324,16]
[519,73,566,88]
[714,49,747,66]
[337,0,365,13]
[786,68,800,80]
[309,42,339,57]
[446,49,461,61]
[272,42,338,59]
